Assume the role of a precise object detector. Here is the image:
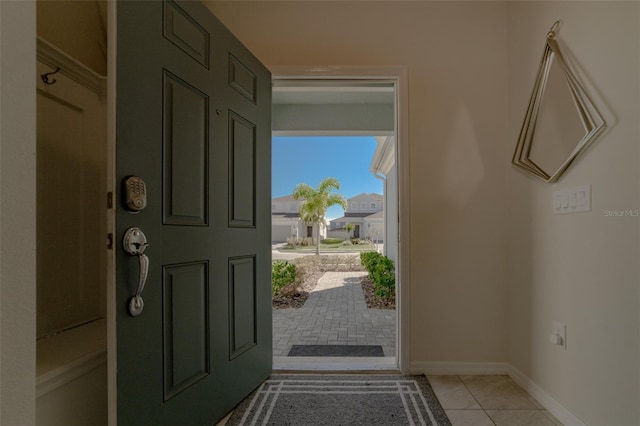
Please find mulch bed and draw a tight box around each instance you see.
[360,275,396,310]
[272,255,395,310]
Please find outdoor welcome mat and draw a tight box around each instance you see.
[288,344,384,357]
[226,374,451,426]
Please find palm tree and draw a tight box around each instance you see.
[344,222,354,241]
[293,177,347,255]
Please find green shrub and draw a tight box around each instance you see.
[371,256,395,298]
[321,238,342,245]
[360,251,395,298]
[286,236,298,247]
[360,251,379,271]
[300,237,314,246]
[272,260,296,296]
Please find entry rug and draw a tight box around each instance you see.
[226,374,451,426]
[287,344,384,357]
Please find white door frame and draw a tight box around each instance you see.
[0,2,37,424]
[106,2,117,424]
[270,66,411,373]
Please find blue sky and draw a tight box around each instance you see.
[272,136,383,220]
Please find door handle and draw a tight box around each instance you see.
[123,227,149,316]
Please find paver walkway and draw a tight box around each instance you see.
[272,271,396,357]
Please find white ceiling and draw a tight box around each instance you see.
[272,81,395,106]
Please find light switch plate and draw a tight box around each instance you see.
[551,321,567,350]
[553,185,591,215]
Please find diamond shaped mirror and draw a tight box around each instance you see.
[512,22,606,183]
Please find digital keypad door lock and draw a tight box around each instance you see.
[123,176,147,212]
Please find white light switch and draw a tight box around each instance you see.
[551,321,567,350]
[553,185,591,215]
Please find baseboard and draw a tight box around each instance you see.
[411,361,586,425]
[507,364,586,426]
[409,361,511,376]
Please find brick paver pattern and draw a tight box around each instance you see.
[272,271,396,357]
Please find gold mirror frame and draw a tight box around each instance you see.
[512,22,606,183]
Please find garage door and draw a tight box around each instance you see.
[272,225,292,242]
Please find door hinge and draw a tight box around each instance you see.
[107,192,113,209]
[106,233,114,250]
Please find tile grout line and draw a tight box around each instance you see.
[457,374,498,426]
[453,375,561,426]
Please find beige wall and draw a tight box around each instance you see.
[37,0,107,75]
[209,1,640,422]
[207,0,511,363]
[0,1,37,425]
[507,2,640,425]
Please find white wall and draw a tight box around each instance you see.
[507,2,640,425]
[207,0,510,363]
[0,1,37,425]
[37,0,107,76]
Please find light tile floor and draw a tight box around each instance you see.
[428,375,563,426]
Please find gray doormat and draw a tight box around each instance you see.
[288,344,384,357]
[226,374,451,426]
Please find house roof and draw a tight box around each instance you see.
[345,212,377,218]
[272,213,300,218]
[348,193,383,202]
[366,211,384,219]
[330,211,383,222]
[272,194,297,202]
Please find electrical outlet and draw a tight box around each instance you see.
[551,321,567,350]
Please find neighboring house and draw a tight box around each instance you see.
[271,194,327,243]
[329,193,384,241]
[370,136,397,262]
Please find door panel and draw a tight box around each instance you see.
[116,1,271,424]
[162,261,209,401]
[162,70,209,225]
[163,0,210,68]
[229,111,256,227]
[229,54,257,102]
[229,256,257,359]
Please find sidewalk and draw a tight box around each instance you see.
[272,271,396,357]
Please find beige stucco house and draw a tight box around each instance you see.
[271,194,327,243]
[329,193,384,241]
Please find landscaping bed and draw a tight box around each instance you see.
[272,254,395,310]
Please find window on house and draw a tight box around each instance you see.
[370,203,376,210]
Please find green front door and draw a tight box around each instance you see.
[115,1,271,424]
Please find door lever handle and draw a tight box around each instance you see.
[123,227,149,316]
[129,253,149,316]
